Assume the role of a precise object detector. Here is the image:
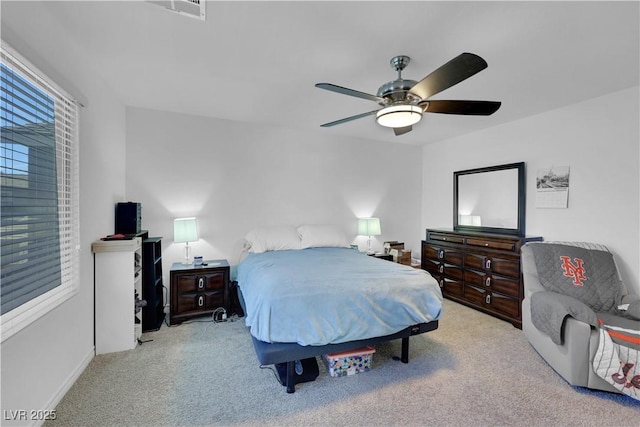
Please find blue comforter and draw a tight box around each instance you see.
[237,247,443,346]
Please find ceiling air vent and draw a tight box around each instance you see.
[147,0,206,21]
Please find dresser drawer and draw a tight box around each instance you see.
[463,284,486,307]
[422,258,441,276]
[422,258,464,282]
[422,244,463,265]
[464,285,520,319]
[464,270,520,298]
[439,277,464,298]
[464,253,520,279]
[487,293,520,319]
[466,237,516,252]
[442,264,464,281]
[428,232,465,245]
[422,244,440,261]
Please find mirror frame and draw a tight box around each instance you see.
[453,162,526,236]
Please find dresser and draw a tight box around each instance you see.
[170,260,229,325]
[422,229,542,328]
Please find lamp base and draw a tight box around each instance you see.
[182,244,192,265]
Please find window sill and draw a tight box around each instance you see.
[1,285,78,343]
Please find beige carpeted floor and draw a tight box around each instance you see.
[47,299,639,426]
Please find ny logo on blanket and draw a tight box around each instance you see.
[559,256,587,286]
[530,243,622,313]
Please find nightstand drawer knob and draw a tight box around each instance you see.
[198,277,204,289]
[198,296,204,307]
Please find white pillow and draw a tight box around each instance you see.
[245,226,301,253]
[297,224,350,249]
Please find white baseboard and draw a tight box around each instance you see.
[32,346,95,427]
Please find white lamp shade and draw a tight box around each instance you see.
[174,217,199,243]
[357,217,381,236]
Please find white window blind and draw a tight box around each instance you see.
[1,43,79,338]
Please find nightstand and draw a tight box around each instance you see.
[369,253,393,261]
[170,259,229,325]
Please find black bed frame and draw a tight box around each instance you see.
[251,321,439,393]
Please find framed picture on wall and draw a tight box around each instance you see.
[536,166,570,208]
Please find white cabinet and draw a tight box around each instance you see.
[92,237,143,354]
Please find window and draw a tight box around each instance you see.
[1,42,79,341]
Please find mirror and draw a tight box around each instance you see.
[454,162,526,236]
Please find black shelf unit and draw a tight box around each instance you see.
[142,237,165,332]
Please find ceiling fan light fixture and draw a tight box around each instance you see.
[376,104,422,128]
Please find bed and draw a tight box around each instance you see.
[235,225,443,393]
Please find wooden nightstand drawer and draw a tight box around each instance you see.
[175,272,225,293]
[170,260,229,325]
[176,290,224,313]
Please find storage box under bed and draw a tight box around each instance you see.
[322,346,375,377]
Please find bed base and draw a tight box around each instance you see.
[251,320,439,393]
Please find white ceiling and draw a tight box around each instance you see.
[31,1,640,145]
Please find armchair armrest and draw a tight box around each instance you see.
[619,294,640,320]
[530,291,598,345]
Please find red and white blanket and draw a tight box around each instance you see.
[592,319,640,400]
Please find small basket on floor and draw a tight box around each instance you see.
[322,346,375,377]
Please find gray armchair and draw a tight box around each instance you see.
[521,241,640,394]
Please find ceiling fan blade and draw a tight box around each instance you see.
[409,53,488,100]
[393,126,413,136]
[422,100,501,115]
[320,110,379,127]
[315,83,384,103]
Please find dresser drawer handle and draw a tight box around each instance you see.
[485,277,491,287]
[198,296,204,307]
[198,277,204,289]
[439,279,444,288]
[485,294,491,304]
[438,249,444,259]
[485,259,492,270]
[439,264,444,274]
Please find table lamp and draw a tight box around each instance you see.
[358,217,381,254]
[174,217,199,264]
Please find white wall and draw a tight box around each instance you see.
[125,107,424,282]
[1,4,127,425]
[1,2,637,423]
[422,87,640,295]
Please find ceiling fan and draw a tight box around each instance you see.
[315,53,501,136]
